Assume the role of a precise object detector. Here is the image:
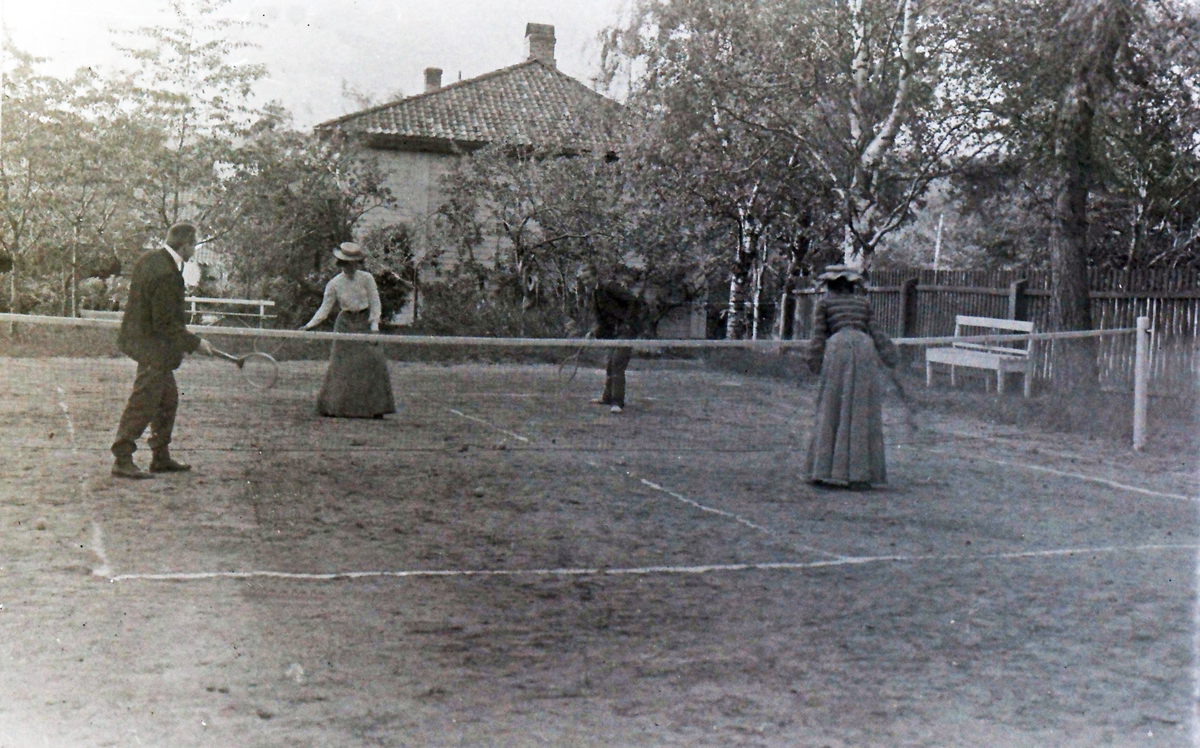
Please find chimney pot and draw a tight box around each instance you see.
[524,23,556,68]
[424,67,442,93]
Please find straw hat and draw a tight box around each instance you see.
[816,264,863,283]
[333,242,366,262]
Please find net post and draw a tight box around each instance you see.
[1133,316,1150,451]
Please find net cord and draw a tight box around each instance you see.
[0,312,1137,350]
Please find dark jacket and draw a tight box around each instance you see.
[590,281,644,340]
[118,248,201,370]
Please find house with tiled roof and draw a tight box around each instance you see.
[314,23,620,239]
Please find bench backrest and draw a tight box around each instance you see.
[81,297,275,324]
[952,315,1035,356]
[79,310,123,321]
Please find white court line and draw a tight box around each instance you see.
[55,385,113,581]
[436,399,848,560]
[636,477,849,560]
[106,542,1200,583]
[446,408,530,442]
[933,427,1200,491]
[54,386,77,443]
[90,523,112,578]
[920,447,1197,503]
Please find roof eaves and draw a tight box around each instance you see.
[360,133,488,154]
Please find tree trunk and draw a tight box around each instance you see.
[411,268,420,323]
[1049,76,1099,391]
[8,268,16,330]
[725,218,758,340]
[776,231,810,339]
[725,266,749,340]
[71,237,79,318]
[750,268,762,340]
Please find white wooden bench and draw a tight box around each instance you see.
[925,315,1035,398]
[81,297,276,326]
[79,310,123,321]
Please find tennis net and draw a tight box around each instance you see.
[0,313,1152,457]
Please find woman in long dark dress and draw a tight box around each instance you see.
[300,243,396,418]
[804,265,898,488]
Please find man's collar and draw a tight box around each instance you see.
[160,241,184,272]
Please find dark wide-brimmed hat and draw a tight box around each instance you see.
[333,242,366,262]
[817,264,864,283]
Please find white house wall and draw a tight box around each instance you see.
[357,149,456,234]
[356,148,502,269]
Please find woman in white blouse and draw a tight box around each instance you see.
[301,243,396,418]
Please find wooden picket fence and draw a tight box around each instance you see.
[783,267,1200,397]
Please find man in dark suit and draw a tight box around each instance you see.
[580,264,644,414]
[111,223,214,479]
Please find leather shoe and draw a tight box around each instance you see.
[150,457,192,473]
[112,460,154,480]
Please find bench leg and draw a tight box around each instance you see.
[1023,366,1032,398]
[997,371,1004,395]
[949,365,956,388]
[926,361,933,388]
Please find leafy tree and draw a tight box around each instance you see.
[359,223,417,322]
[960,0,1200,387]
[0,47,59,313]
[601,0,993,276]
[600,0,848,338]
[1,0,402,322]
[204,117,394,327]
[0,48,148,315]
[113,0,269,230]
[436,143,624,329]
[41,67,154,316]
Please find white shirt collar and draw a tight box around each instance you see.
[160,241,184,272]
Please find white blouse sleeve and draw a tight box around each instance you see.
[304,277,339,329]
[366,273,382,327]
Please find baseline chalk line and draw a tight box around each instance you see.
[106,542,1200,583]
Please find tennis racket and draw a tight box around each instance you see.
[558,344,585,385]
[212,347,280,390]
[884,366,919,435]
[558,332,592,386]
[215,314,285,356]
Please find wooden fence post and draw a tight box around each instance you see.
[795,290,815,341]
[1008,279,1028,321]
[899,277,919,365]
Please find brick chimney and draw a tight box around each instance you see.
[424,67,442,93]
[525,23,555,68]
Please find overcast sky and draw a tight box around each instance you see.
[2,0,630,129]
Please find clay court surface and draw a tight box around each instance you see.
[1,354,1197,747]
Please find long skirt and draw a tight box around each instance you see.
[804,328,887,487]
[316,310,396,418]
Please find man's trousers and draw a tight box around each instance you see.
[602,346,633,407]
[112,363,179,460]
